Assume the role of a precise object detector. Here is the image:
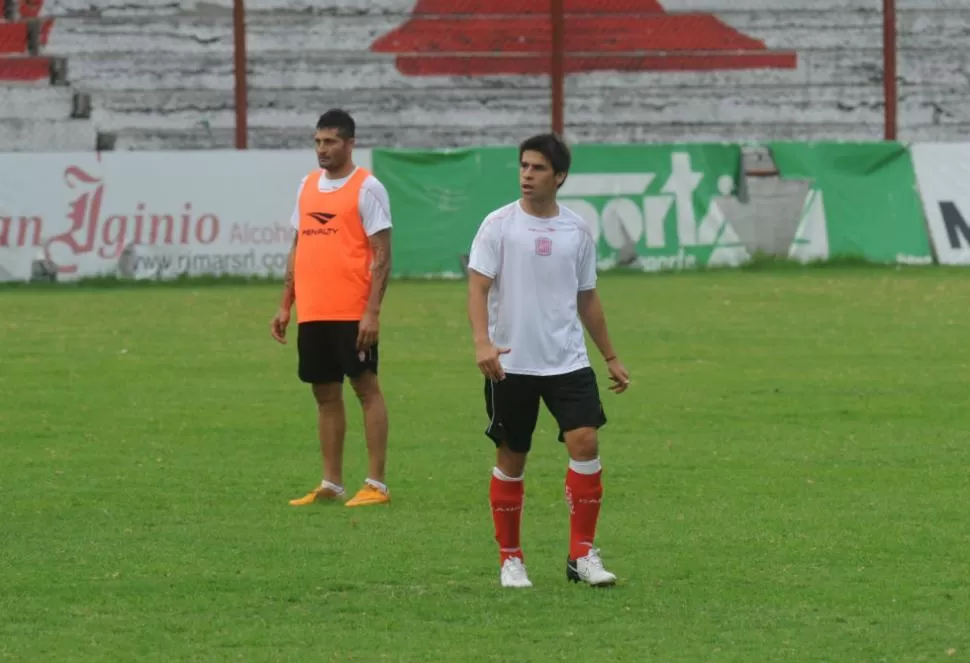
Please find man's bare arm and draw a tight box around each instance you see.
[366,229,392,314]
[577,288,616,361]
[280,233,298,310]
[467,269,493,345]
[271,232,299,344]
[468,269,509,380]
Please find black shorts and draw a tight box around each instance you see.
[483,366,607,453]
[297,321,378,384]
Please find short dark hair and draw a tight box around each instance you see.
[519,133,571,186]
[316,109,355,139]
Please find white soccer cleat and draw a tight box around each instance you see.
[566,548,617,587]
[500,557,533,588]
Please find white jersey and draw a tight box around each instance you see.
[289,167,392,236]
[467,200,598,377]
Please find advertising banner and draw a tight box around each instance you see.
[0,150,372,282]
[910,143,970,265]
[768,142,932,265]
[374,143,750,275]
[2,142,940,283]
[371,146,519,278]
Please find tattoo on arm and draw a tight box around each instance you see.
[284,260,295,291]
[280,234,297,309]
[367,230,392,311]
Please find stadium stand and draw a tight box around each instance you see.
[2,1,969,152]
[0,0,97,150]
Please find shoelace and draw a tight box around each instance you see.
[505,558,527,576]
[585,548,605,569]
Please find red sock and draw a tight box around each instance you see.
[565,460,603,560]
[490,469,524,564]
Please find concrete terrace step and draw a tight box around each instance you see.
[0,20,30,53]
[0,116,97,150]
[0,17,53,54]
[0,83,84,119]
[0,54,65,81]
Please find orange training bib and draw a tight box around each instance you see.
[294,167,372,323]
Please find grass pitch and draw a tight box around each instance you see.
[1,267,968,662]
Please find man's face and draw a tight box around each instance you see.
[314,128,353,170]
[519,150,564,200]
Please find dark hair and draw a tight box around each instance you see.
[316,109,356,139]
[519,133,571,186]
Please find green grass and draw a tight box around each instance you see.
[2,267,969,662]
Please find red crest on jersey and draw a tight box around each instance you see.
[535,237,553,256]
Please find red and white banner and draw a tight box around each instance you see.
[0,149,372,282]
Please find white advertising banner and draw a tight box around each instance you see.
[0,149,372,282]
[911,143,970,266]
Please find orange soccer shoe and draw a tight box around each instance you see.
[345,483,391,508]
[288,484,345,506]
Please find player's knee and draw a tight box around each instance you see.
[311,383,342,406]
[349,372,381,404]
[497,443,527,477]
[564,427,599,461]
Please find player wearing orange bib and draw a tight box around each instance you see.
[271,109,393,508]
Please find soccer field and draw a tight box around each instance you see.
[2,267,968,662]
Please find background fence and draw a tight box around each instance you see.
[4,0,969,154]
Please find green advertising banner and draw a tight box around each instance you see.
[374,141,932,277]
[560,143,745,271]
[769,142,933,264]
[374,143,747,276]
[372,146,519,278]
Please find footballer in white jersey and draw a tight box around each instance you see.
[466,133,631,589]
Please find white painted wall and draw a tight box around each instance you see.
[4,0,969,151]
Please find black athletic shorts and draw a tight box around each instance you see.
[297,321,378,384]
[483,366,607,453]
